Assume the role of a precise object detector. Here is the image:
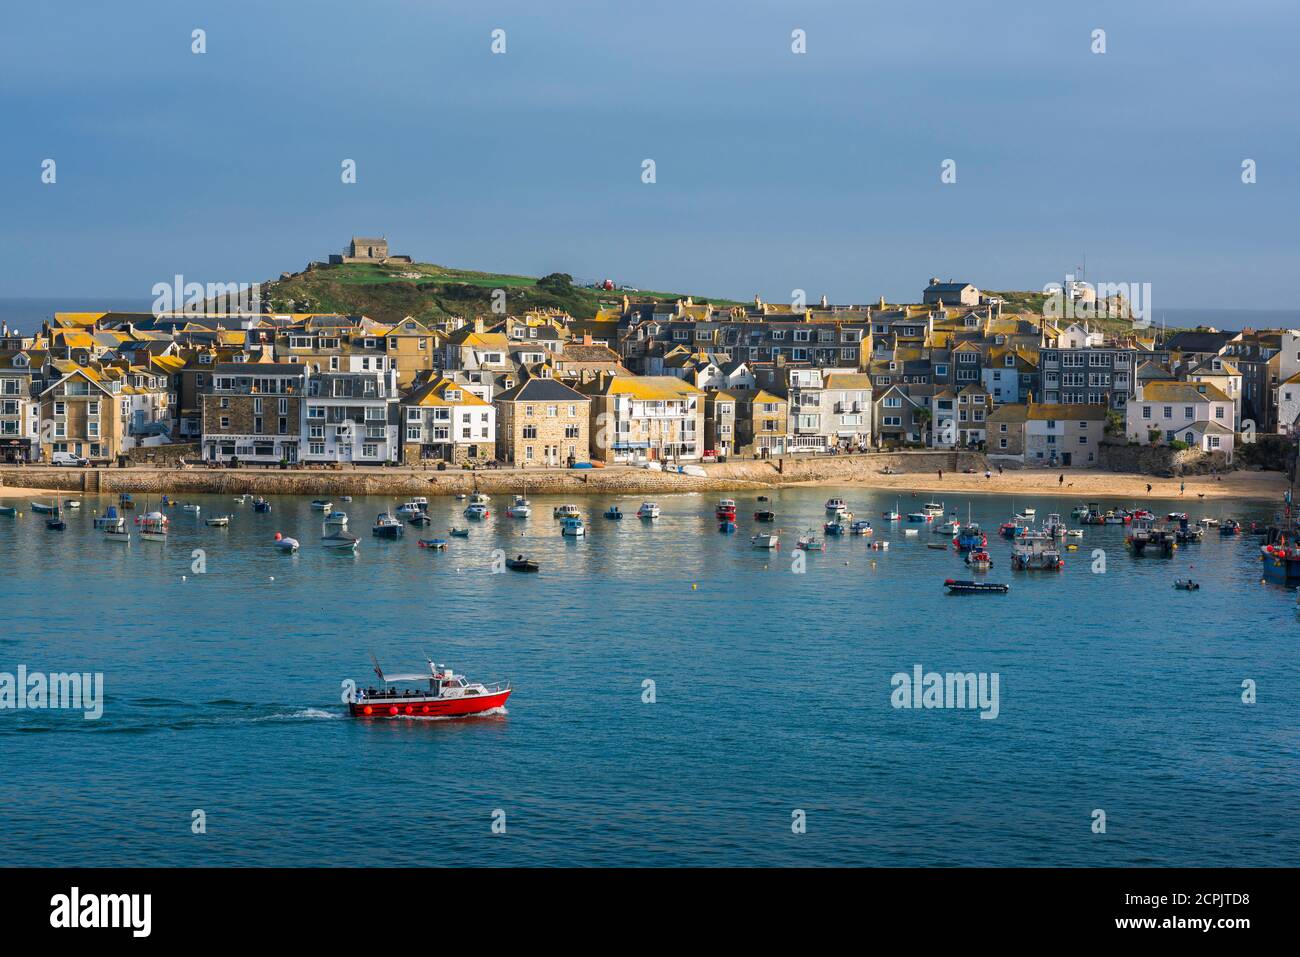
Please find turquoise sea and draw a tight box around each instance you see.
[0,488,1295,866]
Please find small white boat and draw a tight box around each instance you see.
[274,535,299,553]
[751,532,780,549]
[137,510,168,542]
[1021,507,1036,518]
[561,517,585,537]
[904,528,919,537]
[180,503,201,514]
[637,502,660,520]
[936,520,961,535]
[93,513,125,530]
[797,533,825,552]
[1199,517,1220,528]
[825,498,847,513]
[922,502,945,517]
[465,502,489,520]
[396,501,425,517]
[311,500,332,511]
[506,495,532,518]
[469,492,490,505]
[65,499,81,510]
[554,504,581,519]
[104,527,131,543]
[340,495,353,503]
[205,515,231,527]
[233,495,248,504]
[1065,528,1084,539]
[324,510,349,529]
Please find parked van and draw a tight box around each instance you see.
[50,451,89,467]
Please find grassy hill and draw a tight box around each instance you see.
[259,261,744,325]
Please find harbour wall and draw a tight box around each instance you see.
[0,451,986,498]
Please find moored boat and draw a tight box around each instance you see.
[449,527,470,538]
[754,509,776,522]
[372,512,404,538]
[944,579,1008,594]
[505,555,539,573]
[273,533,299,553]
[553,504,581,519]
[103,527,131,543]
[797,532,825,551]
[825,497,847,514]
[604,505,624,520]
[561,517,586,537]
[205,515,232,527]
[465,502,489,520]
[636,502,660,520]
[311,499,333,511]
[965,549,992,570]
[93,507,125,530]
[321,532,359,552]
[350,659,511,719]
[324,510,348,530]
[31,502,59,515]
[751,532,780,549]
[716,498,737,519]
[179,503,201,514]
[417,538,448,550]
[1010,532,1063,570]
[506,495,532,518]
[1220,519,1241,536]
[851,520,873,536]
[0,505,16,517]
[252,497,272,513]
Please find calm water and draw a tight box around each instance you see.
[0,488,1295,867]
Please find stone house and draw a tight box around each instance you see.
[200,362,306,464]
[579,374,705,464]
[733,389,788,456]
[703,390,737,459]
[36,363,126,463]
[492,377,590,468]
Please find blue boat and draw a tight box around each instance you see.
[604,506,623,520]
[252,497,272,513]
[956,524,987,552]
[719,520,737,533]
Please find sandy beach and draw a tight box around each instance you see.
[0,484,56,499]
[788,468,1289,503]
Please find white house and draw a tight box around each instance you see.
[1126,380,1235,458]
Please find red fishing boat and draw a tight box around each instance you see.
[715,498,737,520]
[350,657,511,718]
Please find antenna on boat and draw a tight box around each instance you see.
[369,652,384,683]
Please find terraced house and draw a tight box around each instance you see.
[200,363,306,464]
[579,373,705,464]
[493,377,590,467]
[303,369,399,464]
[0,351,38,462]
[1126,380,1235,458]
[734,389,788,457]
[36,362,124,463]
[786,368,873,452]
[400,376,495,465]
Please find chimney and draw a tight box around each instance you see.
[582,333,593,346]
[474,317,486,334]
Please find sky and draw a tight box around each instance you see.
[1,0,1296,308]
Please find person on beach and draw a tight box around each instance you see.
[1058,474,1064,487]
[985,469,991,480]
[1146,483,1152,495]
[1180,481,1185,496]
[938,468,943,481]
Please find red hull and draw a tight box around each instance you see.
[349,689,511,718]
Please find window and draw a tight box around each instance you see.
[999,438,1008,449]
[407,427,420,441]
[1142,406,1152,419]
[220,416,230,429]
[1184,406,1194,419]
[1163,406,1172,418]
[362,444,377,458]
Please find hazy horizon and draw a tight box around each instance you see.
[2,1,1296,307]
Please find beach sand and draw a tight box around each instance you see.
[0,484,56,499]
[788,467,1288,503]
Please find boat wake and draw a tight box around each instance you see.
[390,706,509,722]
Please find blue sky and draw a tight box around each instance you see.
[1,0,1296,307]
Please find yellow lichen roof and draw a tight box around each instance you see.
[404,377,490,407]
[51,312,106,327]
[1141,380,1231,403]
[585,375,704,400]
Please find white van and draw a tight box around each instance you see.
[50,451,89,467]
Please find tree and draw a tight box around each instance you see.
[537,272,573,292]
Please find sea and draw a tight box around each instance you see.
[0,488,1295,866]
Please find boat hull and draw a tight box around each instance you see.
[350,689,511,718]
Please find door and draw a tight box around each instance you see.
[1062,452,1072,466]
